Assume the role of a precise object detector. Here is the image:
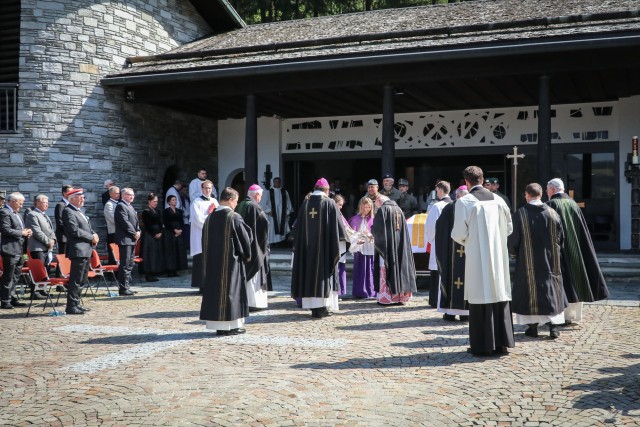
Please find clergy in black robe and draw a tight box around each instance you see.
[140,194,165,281]
[372,195,417,305]
[200,187,253,335]
[435,192,469,321]
[163,196,188,277]
[236,185,271,311]
[509,183,568,338]
[291,178,346,318]
[546,178,608,324]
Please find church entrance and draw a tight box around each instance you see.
[283,142,618,251]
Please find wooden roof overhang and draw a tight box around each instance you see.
[101,7,640,119]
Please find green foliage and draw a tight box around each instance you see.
[229,0,471,24]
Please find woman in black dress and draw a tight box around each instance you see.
[163,194,188,277]
[141,193,165,282]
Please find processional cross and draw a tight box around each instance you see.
[506,146,525,212]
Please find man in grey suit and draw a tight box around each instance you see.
[54,184,72,255]
[0,192,33,309]
[115,187,140,296]
[62,188,99,315]
[26,194,56,300]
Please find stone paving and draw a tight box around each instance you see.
[0,272,638,426]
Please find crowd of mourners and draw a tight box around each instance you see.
[0,164,608,357]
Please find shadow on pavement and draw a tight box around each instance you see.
[291,351,495,369]
[566,354,640,419]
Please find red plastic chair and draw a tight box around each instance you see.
[55,254,92,303]
[88,250,115,295]
[26,258,69,317]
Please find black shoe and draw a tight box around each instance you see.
[66,307,85,315]
[249,307,264,313]
[145,276,159,282]
[560,320,575,327]
[459,315,469,322]
[1,302,14,310]
[525,324,539,338]
[466,347,492,357]
[227,328,246,335]
[10,299,26,307]
[30,292,47,300]
[78,306,91,312]
[493,346,510,356]
[443,314,456,321]
[549,324,560,339]
[119,289,135,296]
[216,330,229,336]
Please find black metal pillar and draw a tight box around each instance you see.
[245,94,258,187]
[381,84,395,178]
[537,75,552,184]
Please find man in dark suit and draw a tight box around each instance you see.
[62,188,99,315]
[115,187,140,296]
[0,192,33,309]
[54,185,73,255]
[26,194,56,300]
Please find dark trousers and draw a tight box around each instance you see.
[67,257,89,309]
[468,302,515,353]
[57,241,66,256]
[1,253,23,303]
[30,251,50,270]
[106,233,116,265]
[429,270,439,307]
[117,244,135,291]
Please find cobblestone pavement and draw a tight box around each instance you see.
[0,273,638,426]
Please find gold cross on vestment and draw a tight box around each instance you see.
[456,246,465,257]
[454,277,464,290]
[309,208,318,219]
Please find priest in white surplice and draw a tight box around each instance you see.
[190,179,219,292]
[451,166,514,357]
[260,177,293,246]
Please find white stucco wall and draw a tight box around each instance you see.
[617,95,640,250]
[219,98,639,250]
[218,117,281,189]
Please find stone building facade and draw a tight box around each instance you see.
[0,0,228,237]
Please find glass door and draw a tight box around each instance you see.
[552,150,618,251]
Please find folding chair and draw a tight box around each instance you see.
[25,258,69,317]
[55,254,90,304]
[88,250,116,295]
[133,239,143,282]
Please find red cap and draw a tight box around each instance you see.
[67,188,84,197]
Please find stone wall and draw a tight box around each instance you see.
[0,0,217,238]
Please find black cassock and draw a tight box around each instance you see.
[508,203,568,316]
[237,197,271,291]
[372,200,417,295]
[163,207,188,272]
[435,201,468,311]
[199,207,253,322]
[291,193,345,299]
[547,193,608,302]
[140,207,165,275]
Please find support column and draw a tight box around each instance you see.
[537,75,552,185]
[381,84,395,178]
[245,94,258,186]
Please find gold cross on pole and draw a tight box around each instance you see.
[456,246,465,258]
[506,146,525,211]
[309,207,318,219]
[454,277,464,290]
